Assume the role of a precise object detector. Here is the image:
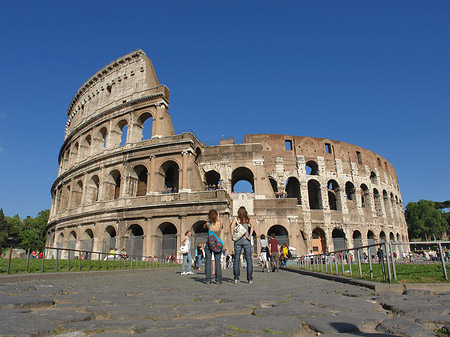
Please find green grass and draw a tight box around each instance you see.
[0,258,179,274]
[290,261,450,283]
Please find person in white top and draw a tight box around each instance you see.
[181,231,193,275]
[230,206,255,284]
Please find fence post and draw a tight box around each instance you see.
[368,248,373,280]
[384,242,392,283]
[389,243,397,281]
[55,248,59,271]
[357,248,362,278]
[341,253,345,275]
[26,247,31,273]
[68,250,71,271]
[78,252,81,271]
[438,242,448,281]
[349,250,353,277]
[41,248,46,273]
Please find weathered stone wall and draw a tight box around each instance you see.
[46,50,408,259]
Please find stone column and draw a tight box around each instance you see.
[180,150,192,192]
[148,155,156,194]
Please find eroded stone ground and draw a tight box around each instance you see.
[0,267,449,336]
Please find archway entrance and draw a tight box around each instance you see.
[192,221,208,251]
[126,224,144,257]
[332,228,346,252]
[267,225,289,247]
[156,223,177,258]
[103,226,117,253]
[312,228,327,254]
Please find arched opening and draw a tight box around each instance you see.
[156,222,177,258]
[267,225,289,247]
[332,228,346,251]
[205,170,220,190]
[373,189,382,216]
[370,171,377,184]
[396,233,400,241]
[390,193,397,219]
[192,220,208,251]
[99,127,108,149]
[160,161,179,193]
[286,177,301,205]
[88,175,100,203]
[133,165,148,197]
[126,224,144,257]
[312,228,327,254]
[383,190,391,217]
[353,230,362,248]
[63,149,70,170]
[72,180,83,208]
[367,230,376,257]
[195,147,201,162]
[389,232,395,242]
[108,170,121,200]
[269,177,278,197]
[103,225,117,253]
[82,229,94,252]
[62,185,70,211]
[68,231,77,259]
[71,142,79,165]
[231,167,254,193]
[118,120,128,146]
[305,161,319,175]
[327,180,340,210]
[137,112,153,141]
[379,231,386,242]
[80,135,91,159]
[360,184,369,208]
[308,179,321,209]
[345,182,356,209]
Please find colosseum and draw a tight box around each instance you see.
[46,49,409,259]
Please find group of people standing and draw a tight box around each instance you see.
[180,206,289,285]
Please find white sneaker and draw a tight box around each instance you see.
[187,271,194,275]
[181,272,187,275]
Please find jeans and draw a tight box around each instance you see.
[181,252,192,273]
[205,245,222,282]
[197,255,203,269]
[233,237,253,281]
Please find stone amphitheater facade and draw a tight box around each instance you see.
[46,49,408,258]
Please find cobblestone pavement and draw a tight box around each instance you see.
[0,267,449,337]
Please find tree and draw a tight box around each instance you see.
[0,209,8,246]
[18,210,49,249]
[405,200,448,240]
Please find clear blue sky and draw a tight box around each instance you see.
[0,1,449,218]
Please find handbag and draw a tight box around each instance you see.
[207,222,223,253]
[179,244,189,254]
[232,219,247,241]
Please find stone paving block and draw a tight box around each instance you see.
[376,318,437,337]
[252,301,330,318]
[301,313,365,334]
[0,295,54,309]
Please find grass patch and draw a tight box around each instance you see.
[290,262,450,283]
[0,258,179,274]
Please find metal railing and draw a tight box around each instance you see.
[292,241,449,283]
[0,246,181,275]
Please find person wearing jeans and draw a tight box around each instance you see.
[204,210,223,284]
[230,206,255,284]
[181,231,193,275]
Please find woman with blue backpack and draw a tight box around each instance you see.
[204,210,224,284]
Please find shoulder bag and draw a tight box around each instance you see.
[207,222,223,253]
[232,218,248,241]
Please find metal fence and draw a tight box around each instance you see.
[0,245,181,275]
[292,241,449,283]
